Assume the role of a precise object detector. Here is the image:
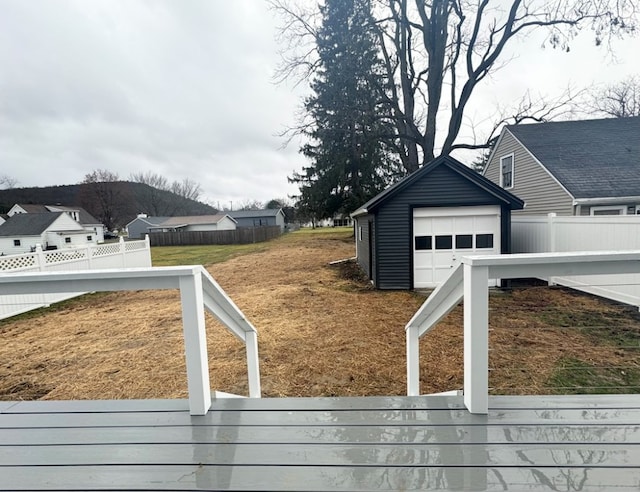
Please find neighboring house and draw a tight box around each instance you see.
[126,215,170,239]
[0,212,97,255]
[0,214,7,227]
[228,209,286,231]
[351,155,524,290]
[126,214,237,239]
[8,203,106,241]
[484,116,640,216]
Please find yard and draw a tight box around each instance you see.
[1,227,639,401]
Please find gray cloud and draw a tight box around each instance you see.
[0,0,302,204]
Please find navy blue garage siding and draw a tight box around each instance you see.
[375,166,509,290]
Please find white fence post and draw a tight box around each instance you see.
[406,326,420,396]
[463,263,489,414]
[547,213,557,286]
[547,213,557,253]
[179,272,212,415]
[35,244,46,271]
[86,244,93,269]
[119,237,126,267]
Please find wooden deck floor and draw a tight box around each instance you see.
[1,394,640,491]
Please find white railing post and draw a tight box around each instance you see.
[179,272,212,415]
[406,326,420,396]
[463,263,489,414]
[245,331,261,398]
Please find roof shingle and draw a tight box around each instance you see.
[507,117,640,199]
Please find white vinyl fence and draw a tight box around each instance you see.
[512,214,640,307]
[0,237,151,320]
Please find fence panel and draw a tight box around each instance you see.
[0,237,151,320]
[149,226,281,247]
[512,214,640,307]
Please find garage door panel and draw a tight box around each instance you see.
[413,206,500,289]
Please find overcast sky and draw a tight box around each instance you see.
[0,1,638,208]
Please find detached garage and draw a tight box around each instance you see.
[351,155,524,289]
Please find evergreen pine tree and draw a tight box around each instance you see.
[290,0,401,221]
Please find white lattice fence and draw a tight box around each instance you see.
[0,237,151,320]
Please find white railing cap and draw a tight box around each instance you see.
[462,250,640,267]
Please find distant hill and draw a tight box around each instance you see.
[0,182,217,230]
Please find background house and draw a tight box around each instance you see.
[147,215,237,233]
[126,215,169,239]
[228,209,286,231]
[126,214,236,239]
[484,116,640,216]
[351,155,524,289]
[8,203,106,241]
[0,212,98,255]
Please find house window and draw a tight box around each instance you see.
[435,235,453,250]
[476,234,494,249]
[13,239,20,247]
[415,236,432,250]
[358,226,362,241]
[65,237,72,244]
[87,235,93,241]
[500,154,514,189]
[591,206,626,216]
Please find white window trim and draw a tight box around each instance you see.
[590,205,626,216]
[499,153,514,189]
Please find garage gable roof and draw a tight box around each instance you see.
[351,155,524,217]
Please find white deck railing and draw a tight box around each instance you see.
[0,266,261,416]
[406,250,640,414]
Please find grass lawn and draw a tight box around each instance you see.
[1,227,639,400]
[150,227,354,267]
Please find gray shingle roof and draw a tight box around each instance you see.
[14,204,102,226]
[0,212,63,236]
[228,209,283,219]
[507,116,640,199]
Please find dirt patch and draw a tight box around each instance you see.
[1,230,639,400]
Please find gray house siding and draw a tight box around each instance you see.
[231,210,286,231]
[375,166,508,290]
[234,216,276,228]
[485,131,574,216]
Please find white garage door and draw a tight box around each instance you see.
[413,206,501,288]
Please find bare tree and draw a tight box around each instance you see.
[237,199,264,211]
[170,178,202,202]
[586,75,640,118]
[273,0,638,173]
[130,171,169,191]
[0,174,17,189]
[81,169,123,231]
[129,172,202,215]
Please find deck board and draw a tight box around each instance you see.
[4,465,640,491]
[1,394,639,491]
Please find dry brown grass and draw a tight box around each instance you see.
[1,229,639,401]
